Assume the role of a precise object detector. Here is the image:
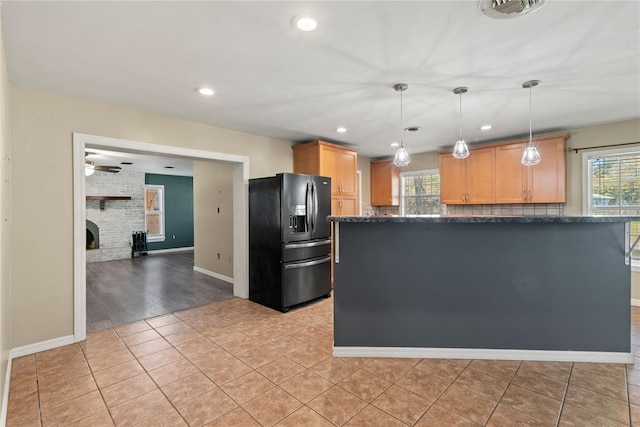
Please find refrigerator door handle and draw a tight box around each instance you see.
[284,239,331,249]
[284,256,331,269]
[313,182,318,232]
[305,182,311,232]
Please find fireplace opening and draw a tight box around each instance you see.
[86,220,100,250]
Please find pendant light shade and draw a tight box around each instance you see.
[452,87,470,159]
[521,80,541,166]
[392,83,410,168]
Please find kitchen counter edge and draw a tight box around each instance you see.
[328,216,640,224]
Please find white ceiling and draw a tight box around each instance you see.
[85,148,193,177]
[2,1,639,160]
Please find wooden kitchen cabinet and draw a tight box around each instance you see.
[370,160,399,206]
[495,135,566,203]
[293,140,358,215]
[439,147,495,204]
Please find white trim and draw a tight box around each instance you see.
[632,298,640,307]
[582,146,640,215]
[333,346,634,364]
[10,335,75,359]
[148,246,194,255]
[73,135,87,342]
[193,266,234,284]
[73,133,250,343]
[0,356,11,427]
[144,184,165,241]
[357,170,362,216]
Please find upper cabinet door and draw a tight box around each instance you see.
[338,149,358,197]
[439,154,467,204]
[528,137,566,203]
[495,143,527,203]
[465,147,496,204]
[318,144,340,194]
[370,160,399,206]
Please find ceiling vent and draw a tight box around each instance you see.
[480,0,546,19]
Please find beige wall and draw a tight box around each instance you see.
[564,119,640,216]
[357,155,371,207]
[10,86,293,347]
[193,161,235,278]
[0,13,11,402]
[560,119,640,298]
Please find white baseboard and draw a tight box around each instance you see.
[193,266,234,284]
[148,246,194,255]
[333,346,634,364]
[1,356,11,427]
[632,299,640,307]
[10,335,75,360]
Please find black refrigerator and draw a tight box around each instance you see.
[249,173,332,312]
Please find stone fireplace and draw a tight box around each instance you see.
[86,220,100,250]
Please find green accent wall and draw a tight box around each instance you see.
[145,174,194,250]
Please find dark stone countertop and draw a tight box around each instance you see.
[328,215,640,224]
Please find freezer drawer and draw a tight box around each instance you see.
[282,239,331,263]
[282,255,331,310]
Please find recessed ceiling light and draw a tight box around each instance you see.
[197,87,214,96]
[292,15,318,32]
[336,127,347,133]
[390,142,400,147]
[480,124,492,130]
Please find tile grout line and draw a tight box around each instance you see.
[80,337,119,426]
[627,361,632,426]
[482,360,523,426]
[412,360,473,425]
[555,362,573,426]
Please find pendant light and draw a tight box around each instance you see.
[452,87,470,159]
[392,83,410,168]
[521,80,541,166]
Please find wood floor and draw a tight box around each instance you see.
[86,250,233,332]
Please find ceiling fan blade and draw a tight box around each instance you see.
[94,165,121,173]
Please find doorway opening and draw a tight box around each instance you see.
[73,133,249,342]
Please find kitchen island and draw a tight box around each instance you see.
[330,216,636,363]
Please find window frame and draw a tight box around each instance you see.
[582,146,640,269]
[399,168,441,217]
[144,184,165,242]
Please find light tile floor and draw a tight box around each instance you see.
[7,298,640,426]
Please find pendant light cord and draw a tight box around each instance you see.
[528,85,533,148]
[399,88,404,148]
[459,91,463,141]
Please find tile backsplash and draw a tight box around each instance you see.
[446,203,565,216]
[363,203,564,217]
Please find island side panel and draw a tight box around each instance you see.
[333,221,630,353]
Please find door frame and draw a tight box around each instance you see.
[73,133,250,342]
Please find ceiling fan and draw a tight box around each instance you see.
[85,152,121,175]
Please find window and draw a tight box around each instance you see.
[400,169,442,216]
[584,148,640,261]
[144,185,165,242]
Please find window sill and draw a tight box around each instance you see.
[147,236,165,243]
